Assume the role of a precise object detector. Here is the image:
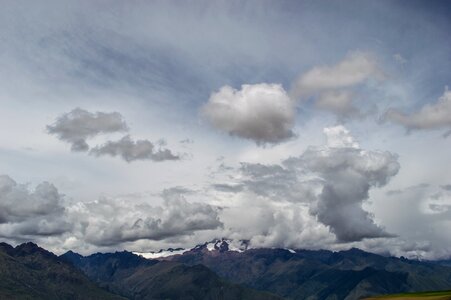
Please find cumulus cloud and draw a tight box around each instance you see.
[202,83,295,145]
[201,52,382,141]
[385,88,451,131]
[90,135,180,162]
[83,191,222,246]
[0,175,71,237]
[209,125,399,243]
[323,125,360,148]
[284,126,400,242]
[47,108,128,151]
[0,174,223,248]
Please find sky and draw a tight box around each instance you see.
[1,0,451,259]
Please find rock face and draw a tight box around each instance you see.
[0,242,123,300]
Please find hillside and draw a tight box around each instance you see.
[155,240,451,300]
[61,250,283,300]
[3,239,451,300]
[0,242,124,300]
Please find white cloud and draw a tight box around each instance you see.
[291,51,381,97]
[210,126,399,243]
[0,175,71,237]
[81,190,222,246]
[315,90,360,119]
[323,125,360,149]
[385,88,451,131]
[202,83,295,145]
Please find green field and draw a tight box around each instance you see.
[365,290,451,300]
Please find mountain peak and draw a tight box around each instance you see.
[15,242,44,254]
[197,238,250,253]
[13,242,57,261]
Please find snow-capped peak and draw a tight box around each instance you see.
[202,238,250,253]
[134,238,250,260]
[133,247,188,259]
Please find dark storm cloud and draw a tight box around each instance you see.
[90,135,180,162]
[47,108,128,151]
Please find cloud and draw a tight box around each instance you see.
[208,125,399,244]
[284,126,400,242]
[90,135,180,162]
[83,191,222,246]
[315,90,361,120]
[385,88,451,131]
[201,52,381,144]
[323,125,360,148]
[48,109,180,162]
[202,83,295,145]
[47,108,128,151]
[291,51,381,97]
[290,51,382,120]
[0,175,71,237]
[236,163,318,203]
[0,174,222,249]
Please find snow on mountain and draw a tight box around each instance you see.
[134,248,188,259]
[134,240,302,259]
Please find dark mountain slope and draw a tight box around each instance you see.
[164,241,451,300]
[0,242,124,300]
[61,250,283,300]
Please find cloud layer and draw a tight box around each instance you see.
[202,83,295,145]
[83,191,222,246]
[385,88,451,132]
[90,135,179,162]
[47,108,128,151]
[0,175,222,250]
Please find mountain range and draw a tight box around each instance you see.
[2,239,451,299]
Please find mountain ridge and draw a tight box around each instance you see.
[3,240,451,300]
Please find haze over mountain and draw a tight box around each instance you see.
[1,1,451,298]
